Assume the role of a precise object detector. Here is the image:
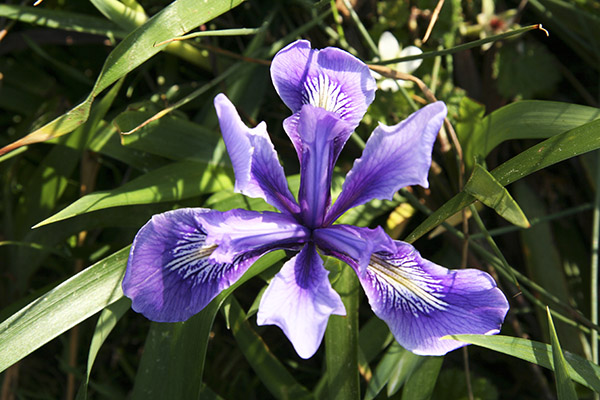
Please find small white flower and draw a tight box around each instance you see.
[373,31,423,92]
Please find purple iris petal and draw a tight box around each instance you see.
[200,209,309,263]
[296,105,354,228]
[124,39,508,360]
[325,102,447,225]
[271,40,376,156]
[313,224,395,275]
[257,243,346,359]
[214,94,300,215]
[123,208,308,322]
[357,241,509,356]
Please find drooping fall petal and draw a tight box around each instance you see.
[123,208,308,322]
[357,241,509,356]
[257,243,346,359]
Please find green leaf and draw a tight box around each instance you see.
[325,259,360,400]
[0,247,129,373]
[449,334,600,392]
[364,343,406,400]
[387,350,424,396]
[406,117,600,243]
[464,164,530,228]
[223,297,313,400]
[0,0,244,156]
[34,161,234,227]
[130,303,221,400]
[457,100,600,169]
[364,343,424,400]
[77,297,131,400]
[547,308,579,400]
[116,109,220,162]
[90,0,147,31]
[401,356,443,400]
[0,4,128,37]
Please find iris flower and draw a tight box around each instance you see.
[123,40,509,359]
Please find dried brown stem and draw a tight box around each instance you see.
[422,0,445,43]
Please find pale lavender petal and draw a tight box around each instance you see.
[296,105,354,227]
[357,241,509,356]
[314,224,395,275]
[325,102,447,225]
[214,93,300,215]
[198,208,309,263]
[257,243,345,359]
[271,40,376,154]
[123,208,308,322]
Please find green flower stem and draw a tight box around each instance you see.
[325,263,360,400]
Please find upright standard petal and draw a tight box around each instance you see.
[214,94,300,215]
[313,224,395,275]
[296,105,354,227]
[325,102,447,225]
[357,241,509,356]
[123,208,308,322]
[271,40,376,155]
[257,243,346,359]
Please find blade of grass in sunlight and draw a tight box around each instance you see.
[464,163,530,228]
[457,99,600,169]
[33,161,234,228]
[406,118,600,243]
[0,4,128,37]
[401,356,444,400]
[76,297,130,400]
[547,308,579,400]
[0,0,244,157]
[0,247,129,373]
[449,334,600,392]
[155,27,262,47]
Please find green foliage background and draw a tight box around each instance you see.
[1,0,600,399]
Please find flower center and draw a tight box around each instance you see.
[302,73,351,116]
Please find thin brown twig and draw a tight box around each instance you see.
[422,0,445,43]
[0,362,19,400]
